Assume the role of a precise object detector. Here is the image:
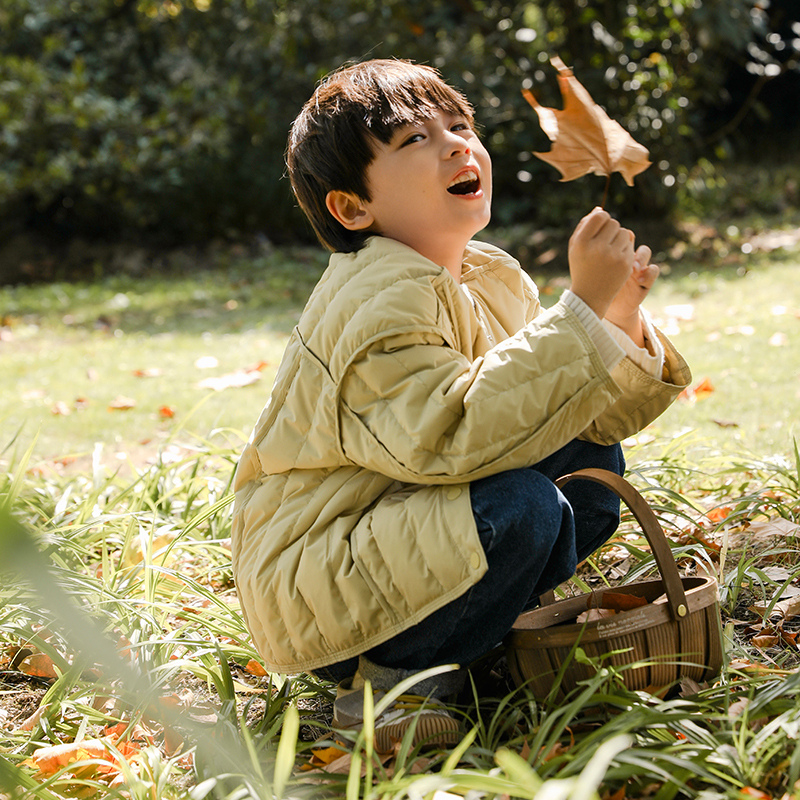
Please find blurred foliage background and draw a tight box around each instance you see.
[1,0,799,283]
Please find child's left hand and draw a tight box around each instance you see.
[604,245,659,348]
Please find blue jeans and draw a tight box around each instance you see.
[316,439,625,683]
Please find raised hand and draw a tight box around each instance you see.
[567,207,634,320]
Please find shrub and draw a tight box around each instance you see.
[0,0,797,252]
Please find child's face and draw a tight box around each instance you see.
[360,110,492,270]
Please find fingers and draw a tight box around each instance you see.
[633,245,659,290]
[573,208,634,254]
[634,245,652,267]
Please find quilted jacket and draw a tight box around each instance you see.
[231,236,691,672]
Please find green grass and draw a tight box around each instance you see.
[2,190,800,799]
[2,436,800,799]
[4,209,799,473]
[2,247,327,470]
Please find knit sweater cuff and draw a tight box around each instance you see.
[560,290,625,371]
[602,307,666,379]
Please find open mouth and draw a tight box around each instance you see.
[447,169,481,196]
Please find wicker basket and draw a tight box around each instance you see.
[505,468,723,698]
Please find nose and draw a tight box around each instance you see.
[444,131,470,158]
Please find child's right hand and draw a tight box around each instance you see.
[567,207,634,320]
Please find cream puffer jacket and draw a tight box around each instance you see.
[231,236,690,673]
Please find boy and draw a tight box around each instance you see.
[231,59,690,748]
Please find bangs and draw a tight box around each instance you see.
[357,63,475,143]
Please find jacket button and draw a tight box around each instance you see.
[446,487,462,500]
[469,551,481,570]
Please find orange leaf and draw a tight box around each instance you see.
[308,745,350,768]
[25,739,114,776]
[245,659,268,676]
[18,652,59,680]
[678,377,715,402]
[159,405,176,419]
[523,56,651,186]
[707,507,732,523]
[598,592,648,612]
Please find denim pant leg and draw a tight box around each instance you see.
[316,440,625,681]
[531,439,625,562]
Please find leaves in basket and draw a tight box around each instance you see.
[598,592,649,612]
[576,591,648,623]
[523,56,651,188]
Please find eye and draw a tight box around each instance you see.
[450,120,471,132]
[400,132,425,147]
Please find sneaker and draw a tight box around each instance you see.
[333,683,460,752]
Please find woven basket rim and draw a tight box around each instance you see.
[508,574,719,647]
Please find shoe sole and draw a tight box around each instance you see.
[374,713,461,752]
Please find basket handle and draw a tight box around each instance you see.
[551,468,690,621]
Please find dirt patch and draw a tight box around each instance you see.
[0,672,49,731]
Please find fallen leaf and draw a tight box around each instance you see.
[108,395,136,411]
[576,607,617,623]
[727,697,751,719]
[245,659,268,677]
[24,739,116,777]
[133,367,163,378]
[306,745,350,769]
[523,56,651,187]
[158,405,176,419]
[707,507,732,523]
[747,518,800,538]
[50,401,72,416]
[598,592,648,612]
[197,370,261,391]
[751,594,800,621]
[19,704,50,732]
[678,377,715,402]
[751,633,780,649]
[18,652,59,680]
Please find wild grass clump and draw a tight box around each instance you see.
[2,434,800,798]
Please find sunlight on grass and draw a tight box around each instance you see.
[1,436,800,798]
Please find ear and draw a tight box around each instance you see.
[325,190,375,231]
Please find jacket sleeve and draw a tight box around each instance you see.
[337,301,626,484]
[580,327,691,444]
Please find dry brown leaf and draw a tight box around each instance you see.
[598,592,648,612]
[19,704,50,732]
[747,518,800,538]
[523,56,651,187]
[751,593,800,621]
[727,697,751,719]
[18,652,59,680]
[108,395,136,411]
[751,633,780,649]
[576,607,617,624]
